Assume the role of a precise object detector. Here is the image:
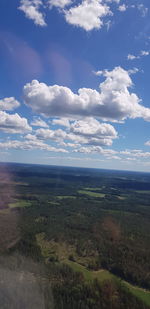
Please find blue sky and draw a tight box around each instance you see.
[0,0,150,171]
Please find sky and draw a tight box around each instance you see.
[0,0,150,171]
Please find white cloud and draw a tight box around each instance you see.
[72,146,150,162]
[127,50,149,60]
[69,118,117,145]
[34,117,118,147]
[105,20,112,31]
[128,68,139,75]
[130,4,148,17]
[52,118,70,127]
[110,155,121,160]
[48,0,72,8]
[141,50,149,56]
[31,117,48,127]
[18,0,46,26]
[127,54,139,60]
[0,111,32,133]
[120,149,150,158]
[70,118,117,137]
[35,128,67,141]
[137,4,148,17]
[64,0,111,31]
[46,155,105,162]
[0,97,20,111]
[118,4,127,12]
[93,70,103,76]
[25,133,39,141]
[104,0,120,3]
[125,157,137,161]
[66,142,80,148]
[18,0,126,32]
[73,145,117,155]
[145,140,150,146]
[23,67,150,122]
[0,138,67,153]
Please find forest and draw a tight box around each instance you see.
[0,162,150,308]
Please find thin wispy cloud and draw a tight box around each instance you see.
[127,50,150,60]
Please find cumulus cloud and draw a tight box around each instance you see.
[64,0,111,31]
[0,138,67,153]
[0,97,20,111]
[48,0,72,8]
[70,118,117,137]
[52,118,70,127]
[23,66,150,122]
[69,118,117,145]
[31,117,48,127]
[73,145,117,155]
[18,0,46,26]
[34,117,118,147]
[72,146,150,163]
[118,4,127,12]
[25,133,39,141]
[120,149,150,158]
[35,128,67,142]
[0,111,32,133]
[18,0,124,31]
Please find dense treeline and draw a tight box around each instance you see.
[15,195,150,289]
[0,253,149,309]
[0,163,150,307]
[53,278,149,309]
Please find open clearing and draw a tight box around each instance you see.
[66,260,150,307]
[78,190,105,198]
[135,190,150,194]
[117,195,126,200]
[84,187,103,191]
[124,281,150,307]
[48,201,60,205]
[9,200,31,208]
[57,196,76,200]
[66,260,116,283]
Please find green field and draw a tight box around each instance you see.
[9,200,31,208]
[66,260,94,281]
[57,195,76,200]
[124,282,150,307]
[84,187,103,191]
[66,260,150,307]
[66,260,116,283]
[78,190,105,198]
[117,195,126,200]
[48,201,60,205]
[135,190,150,194]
